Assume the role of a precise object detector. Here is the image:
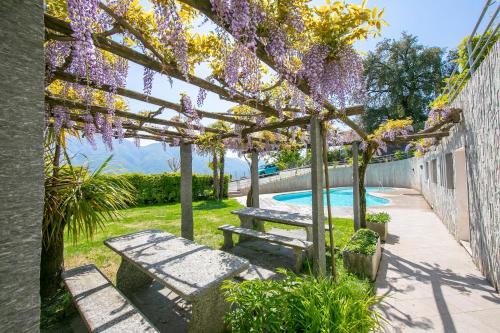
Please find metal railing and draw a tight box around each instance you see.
[444,0,499,101]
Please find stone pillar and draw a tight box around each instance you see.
[180,142,193,240]
[250,150,264,231]
[352,142,360,231]
[250,150,259,208]
[310,117,326,276]
[0,1,45,331]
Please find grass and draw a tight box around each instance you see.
[64,199,356,282]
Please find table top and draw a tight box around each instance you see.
[232,207,324,228]
[105,229,249,300]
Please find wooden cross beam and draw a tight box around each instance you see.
[45,95,219,134]
[52,70,255,127]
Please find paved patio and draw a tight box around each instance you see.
[236,188,500,332]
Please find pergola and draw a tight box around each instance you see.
[43,2,458,276]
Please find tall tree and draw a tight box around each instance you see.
[363,33,448,131]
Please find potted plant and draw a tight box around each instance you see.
[342,229,381,281]
[366,212,390,242]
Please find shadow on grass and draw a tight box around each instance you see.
[194,200,231,210]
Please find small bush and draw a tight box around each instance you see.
[344,229,379,255]
[103,173,230,205]
[366,212,391,224]
[223,271,382,333]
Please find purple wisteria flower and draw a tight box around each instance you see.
[154,0,189,78]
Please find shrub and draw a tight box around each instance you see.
[104,173,230,205]
[344,229,379,256]
[366,212,391,224]
[394,150,405,160]
[223,271,382,333]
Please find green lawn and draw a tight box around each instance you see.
[64,199,356,282]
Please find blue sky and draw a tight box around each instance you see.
[124,0,487,147]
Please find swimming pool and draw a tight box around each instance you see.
[273,187,390,207]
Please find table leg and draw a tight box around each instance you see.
[222,230,234,249]
[116,258,153,297]
[188,283,229,333]
[305,227,313,242]
[293,248,304,273]
[238,216,265,242]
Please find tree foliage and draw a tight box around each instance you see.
[363,33,448,131]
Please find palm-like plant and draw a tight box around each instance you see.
[41,138,134,299]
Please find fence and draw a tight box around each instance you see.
[445,0,499,101]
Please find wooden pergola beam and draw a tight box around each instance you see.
[52,70,255,127]
[45,95,221,134]
[387,131,450,143]
[241,105,365,136]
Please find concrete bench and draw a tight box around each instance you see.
[62,264,159,333]
[231,207,330,241]
[104,229,249,333]
[218,224,313,272]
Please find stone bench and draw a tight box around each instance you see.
[62,264,159,333]
[104,229,249,333]
[218,224,313,272]
[231,207,330,241]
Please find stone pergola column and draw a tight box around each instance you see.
[0,1,45,330]
[310,117,326,276]
[352,141,361,231]
[250,150,265,231]
[180,142,193,240]
[250,150,260,208]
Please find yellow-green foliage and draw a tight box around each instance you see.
[369,118,413,141]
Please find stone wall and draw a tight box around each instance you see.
[0,1,45,331]
[452,41,500,290]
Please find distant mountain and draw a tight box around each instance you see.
[66,137,250,179]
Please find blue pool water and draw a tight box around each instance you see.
[273,187,390,207]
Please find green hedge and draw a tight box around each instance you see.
[105,173,230,205]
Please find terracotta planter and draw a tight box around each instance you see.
[342,238,381,281]
[367,222,388,242]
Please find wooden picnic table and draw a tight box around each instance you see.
[231,207,329,242]
[105,229,249,333]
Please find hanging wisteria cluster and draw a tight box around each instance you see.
[425,107,453,129]
[299,44,365,110]
[154,0,189,78]
[45,0,132,150]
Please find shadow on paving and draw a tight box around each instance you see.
[376,249,500,333]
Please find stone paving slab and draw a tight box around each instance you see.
[371,189,500,333]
